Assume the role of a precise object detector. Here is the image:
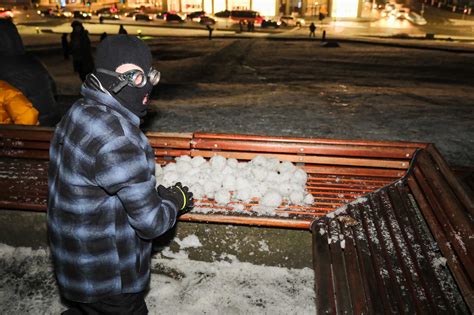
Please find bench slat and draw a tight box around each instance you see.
[193,138,416,159]
[194,133,428,148]
[192,149,410,169]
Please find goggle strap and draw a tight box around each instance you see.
[111,80,129,94]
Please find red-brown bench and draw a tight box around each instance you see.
[0,125,472,313]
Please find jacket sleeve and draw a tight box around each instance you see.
[0,81,39,125]
[94,135,178,240]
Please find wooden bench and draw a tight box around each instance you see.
[1,125,472,312]
[311,146,474,313]
[0,125,423,228]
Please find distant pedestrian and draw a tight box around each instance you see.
[247,21,251,32]
[239,21,243,32]
[99,15,104,24]
[61,33,69,60]
[100,32,108,41]
[206,24,213,40]
[70,21,94,82]
[309,22,316,38]
[118,24,127,35]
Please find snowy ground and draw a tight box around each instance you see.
[42,38,474,166]
[0,243,315,314]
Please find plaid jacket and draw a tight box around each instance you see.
[47,82,177,303]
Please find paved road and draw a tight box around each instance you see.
[10,4,474,42]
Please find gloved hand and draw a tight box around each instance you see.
[157,182,194,216]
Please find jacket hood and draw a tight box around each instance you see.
[0,20,25,56]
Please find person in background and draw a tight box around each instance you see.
[48,35,194,314]
[206,24,213,40]
[309,22,316,38]
[61,33,69,60]
[69,20,94,82]
[0,80,39,125]
[100,31,108,41]
[118,24,128,34]
[0,19,60,126]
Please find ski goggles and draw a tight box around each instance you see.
[97,67,161,93]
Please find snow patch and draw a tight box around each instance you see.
[175,235,202,249]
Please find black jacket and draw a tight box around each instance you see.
[0,19,60,126]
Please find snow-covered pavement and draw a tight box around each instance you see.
[0,243,315,314]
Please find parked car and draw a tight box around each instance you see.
[405,12,427,25]
[187,10,205,21]
[0,8,14,19]
[198,15,215,25]
[213,10,264,27]
[124,10,140,18]
[73,10,92,20]
[392,8,408,19]
[165,13,184,22]
[61,9,73,18]
[279,15,305,27]
[261,19,279,28]
[98,12,120,20]
[95,7,113,15]
[134,13,152,21]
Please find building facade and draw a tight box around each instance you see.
[37,0,364,18]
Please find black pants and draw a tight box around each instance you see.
[62,292,148,315]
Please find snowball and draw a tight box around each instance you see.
[289,191,305,205]
[162,171,179,186]
[256,182,269,196]
[155,164,163,177]
[236,187,252,202]
[222,165,234,175]
[266,171,279,182]
[190,156,206,168]
[204,181,220,198]
[190,184,204,199]
[291,168,308,185]
[277,161,295,173]
[176,155,192,162]
[260,190,283,208]
[176,161,193,174]
[235,177,250,191]
[304,193,314,205]
[277,171,292,183]
[251,155,268,167]
[227,158,239,169]
[278,183,293,196]
[266,157,280,171]
[252,167,268,181]
[210,155,227,171]
[222,174,236,191]
[163,163,177,172]
[215,189,231,205]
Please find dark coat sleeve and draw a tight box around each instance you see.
[94,135,178,240]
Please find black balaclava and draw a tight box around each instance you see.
[95,35,153,118]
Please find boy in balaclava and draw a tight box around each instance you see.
[48,35,193,314]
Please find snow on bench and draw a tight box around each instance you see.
[0,126,419,229]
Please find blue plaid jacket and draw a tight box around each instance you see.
[47,82,177,303]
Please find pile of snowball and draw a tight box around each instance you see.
[155,155,314,211]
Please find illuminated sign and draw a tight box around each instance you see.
[252,0,276,16]
[332,0,358,18]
